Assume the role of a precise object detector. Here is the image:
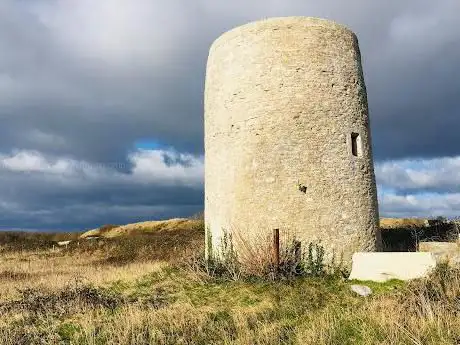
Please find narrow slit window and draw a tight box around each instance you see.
[351,132,362,157]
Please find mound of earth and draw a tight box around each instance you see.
[82,217,433,239]
[81,218,203,238]
[379,218,429,229]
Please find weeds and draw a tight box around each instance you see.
[299,242,326,277]
[194,229,332,281]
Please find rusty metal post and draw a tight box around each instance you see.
[273,229,280,272]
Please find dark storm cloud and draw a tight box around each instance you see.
[2,0,458,162]
[0,0,459,229]
[0,0,207,164]
[0,149,203,230]
[0,202,203,231]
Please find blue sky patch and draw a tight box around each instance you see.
[134,139,165,151]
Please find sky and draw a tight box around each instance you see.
[0,0,459,231]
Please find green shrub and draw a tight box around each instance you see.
[194,230,333,281]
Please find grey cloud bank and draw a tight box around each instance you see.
[0,0,459,230]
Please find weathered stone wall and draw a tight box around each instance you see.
[204,17,381,263]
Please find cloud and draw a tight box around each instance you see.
[129,149,203,186]
[0,148,203,230]
[32,0,193,68]
[376,156,460,192]
[379,192,460,218]
[0,148,203,187]
[375,155,460,218]
[0,0,459,228]
[1,0,457,161]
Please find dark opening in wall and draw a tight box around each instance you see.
[351,132,361,157]
[298,183,307,193]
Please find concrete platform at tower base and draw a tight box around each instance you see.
[349,252,437,282]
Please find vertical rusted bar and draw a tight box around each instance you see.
[273,229,280,272]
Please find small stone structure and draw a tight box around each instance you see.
[204,17,381,262]
[349,252,437,282]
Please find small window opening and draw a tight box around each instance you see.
[351,132,362,157]
[298,183,307,193]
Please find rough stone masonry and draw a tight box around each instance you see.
[204,17,382,263]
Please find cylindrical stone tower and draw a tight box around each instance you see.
[204,17,381,263]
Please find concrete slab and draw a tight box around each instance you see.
[419,242,460,265]
[349,252,437,282]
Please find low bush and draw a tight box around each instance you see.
[0,231,79,253]
[190,229,340,281]
[100,227,204,265]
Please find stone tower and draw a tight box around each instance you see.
[204,17,381,263]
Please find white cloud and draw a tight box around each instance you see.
[379,192,460,218]
[33,0,192,67]
[376,156,460,191]
[376,155,460,217]
[129,149,203,186]
[0,150,73,175]
[0,148,203,187]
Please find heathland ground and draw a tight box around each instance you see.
[0,218,459,344]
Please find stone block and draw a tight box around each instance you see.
[349,252,437,282]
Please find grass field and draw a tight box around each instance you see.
[0,222,460,344]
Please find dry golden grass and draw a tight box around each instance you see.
[81,218,203,238]
[1,221,460,344]
[0,250,165,302]
[380,217,429,229]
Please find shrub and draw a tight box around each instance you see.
[98,224,120,235]
[192,228,332,281]
[0,231,79,253]
[100,227,204,266]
